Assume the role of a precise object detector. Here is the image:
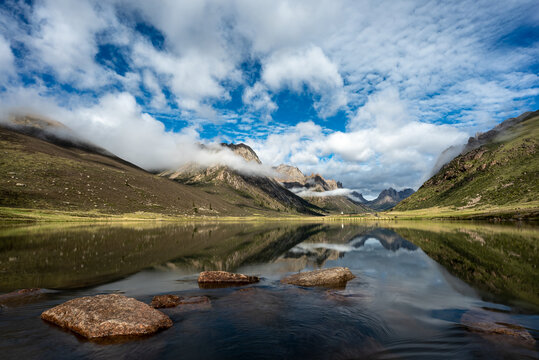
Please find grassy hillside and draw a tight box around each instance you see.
[396,111,538,212]
[303,195,370,214]
[0,126,287,217]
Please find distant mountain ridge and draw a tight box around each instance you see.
[396,110,539,212]
[351,188,415,211]
[274,164,343,192]
[274,164,413,211]
[273,164,371,214]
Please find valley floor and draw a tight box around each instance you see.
[1,202,538,223]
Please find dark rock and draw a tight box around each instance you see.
[151,295,211,311]
[151,295,181,308]
[281,267,356,287]
[0,288,41,301]
[198,271,259,288]
[461,309,536,345]
[174,296,211,312]
[0,288,43,306]
[41,294,172,339]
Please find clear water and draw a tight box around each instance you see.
[0,221,537,359]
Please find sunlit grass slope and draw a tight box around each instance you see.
[396,111,538,213]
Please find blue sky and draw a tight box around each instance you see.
[0,0,538,196]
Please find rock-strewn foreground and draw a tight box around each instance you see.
[41,294,172,339]
[281,267,355,287]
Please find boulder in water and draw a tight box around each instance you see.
[41,294,172,339]
[281,267,355,287]
[198,271,259,288]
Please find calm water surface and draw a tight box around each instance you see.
[0,221,538,359]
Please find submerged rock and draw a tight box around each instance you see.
[461,309,536,345]
[151,295,182,308]
[281,267,355,287]
[198,271,259,288]
[325,289,366,302]
[151,295,211,311]
[0,288,43,306]
[0,288,42,301]
[41,294,172,339]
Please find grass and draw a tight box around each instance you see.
[0,206,325,223]
[396,113,538,211]
[2,201,538,224]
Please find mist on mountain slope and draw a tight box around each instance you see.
[0,93,277,177]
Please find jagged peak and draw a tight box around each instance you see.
[274,164,305,182]
[274,164,343,191]
[221,143,261,164]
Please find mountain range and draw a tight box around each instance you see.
[2,109,535,219]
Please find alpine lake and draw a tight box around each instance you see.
[0,220,538,359]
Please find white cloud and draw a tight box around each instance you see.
[248,88,468,195]
[27,0,114,88]
[0,34,15,82]
[142,70,167,109]
[242,82,277,120]
[261,46,347,117]
[291,187,356,198]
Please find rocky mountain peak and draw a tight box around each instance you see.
[364,187,415,210]
[274,165,343,192]
[379,188,398,198]
[274,164,305,182]
[349,191,368,204]
[221,143,262,164]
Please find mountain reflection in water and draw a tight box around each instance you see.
[0,221,537,359]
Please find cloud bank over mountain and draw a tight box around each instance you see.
[0,0,537,196]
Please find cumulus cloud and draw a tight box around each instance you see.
[242,82,277,120]
[249,88,468,195]
[27,0,115,88]
[261,46,347,117]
